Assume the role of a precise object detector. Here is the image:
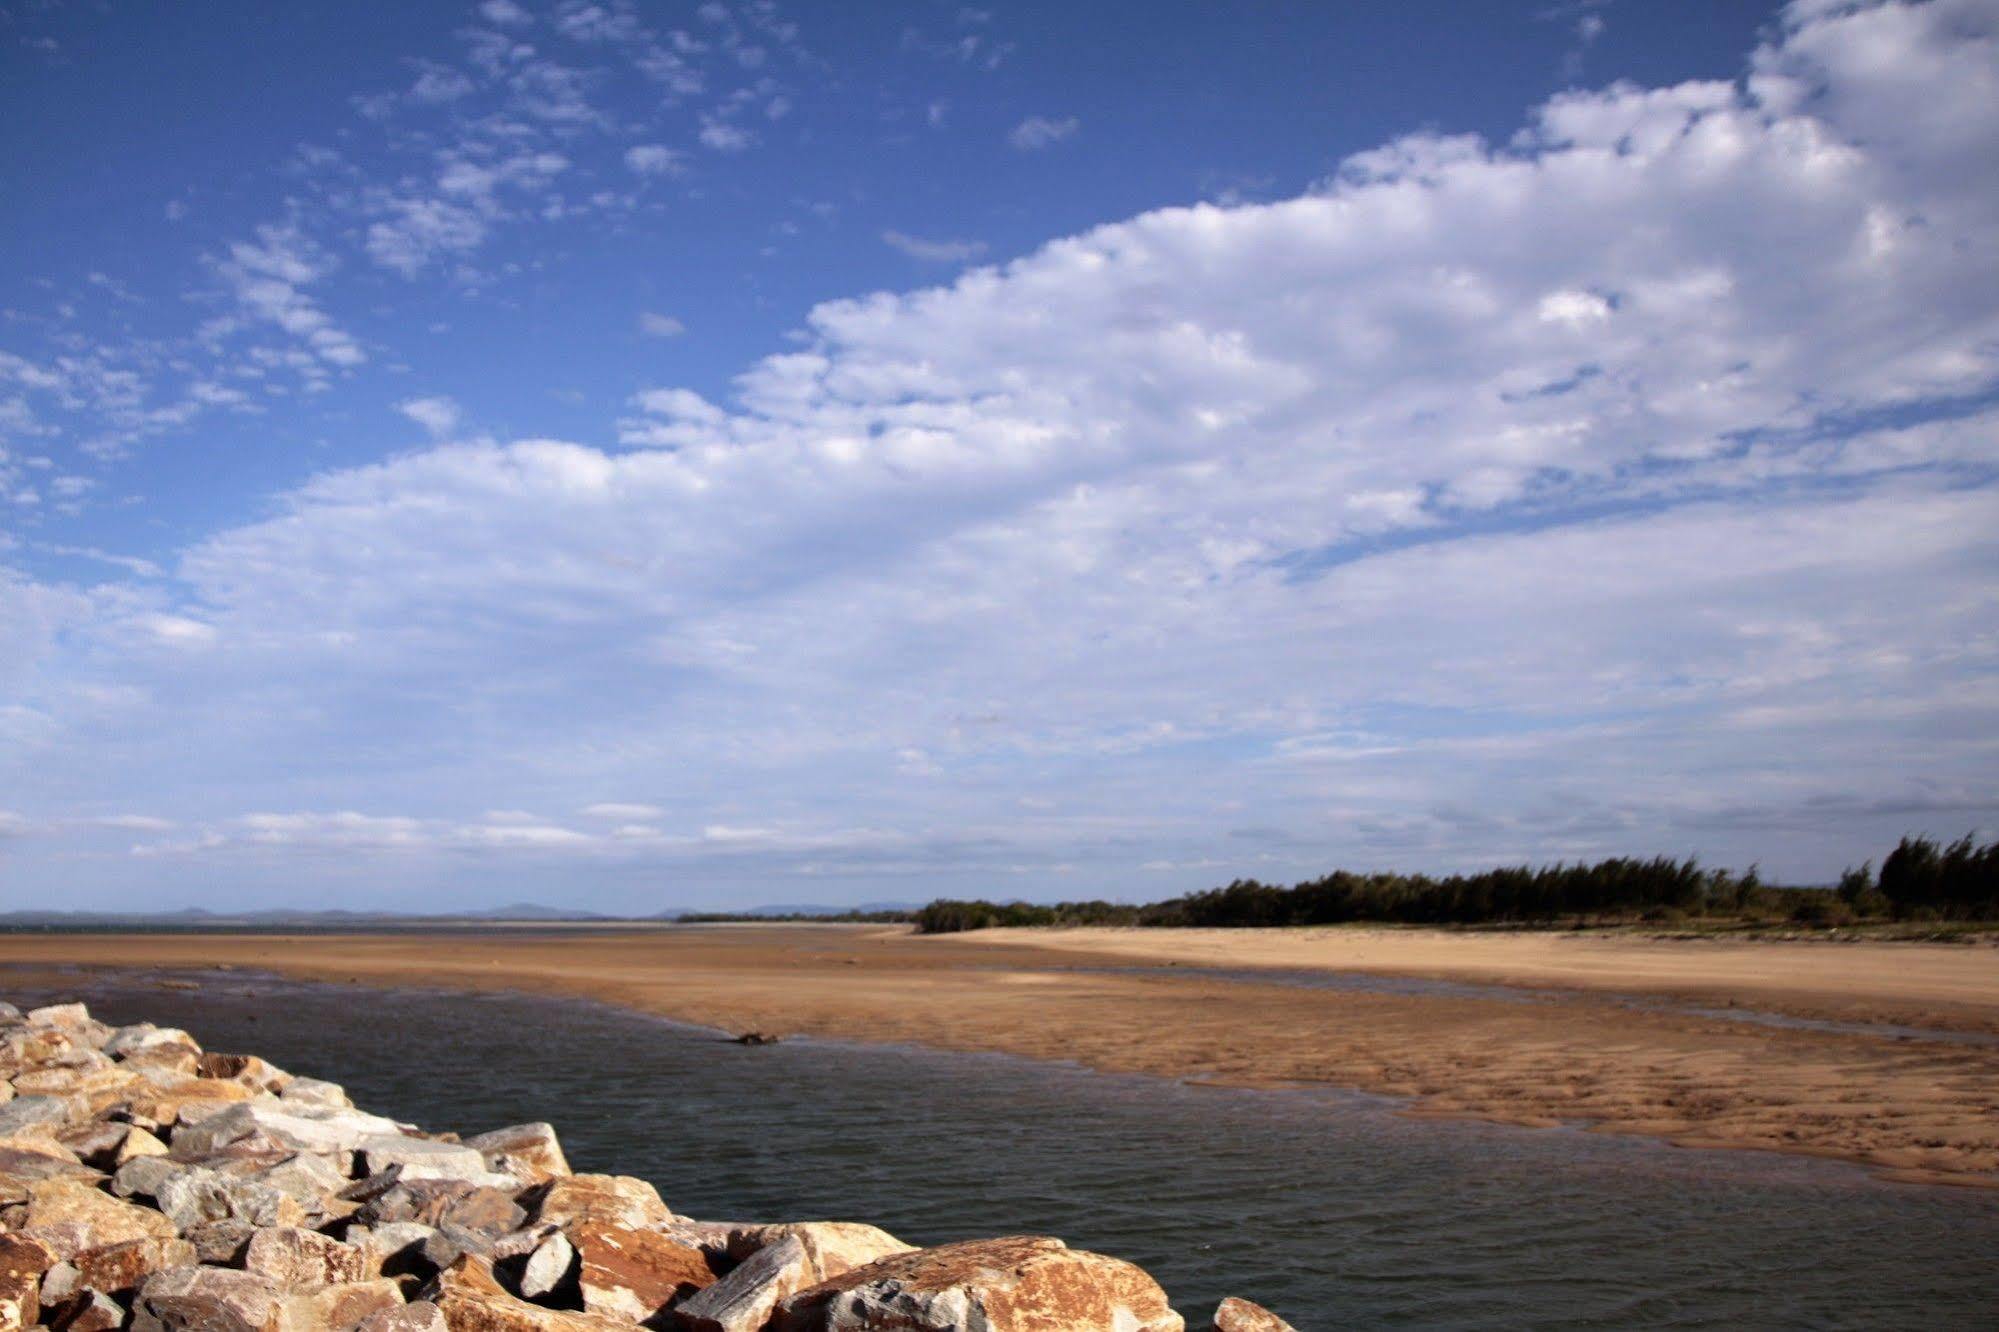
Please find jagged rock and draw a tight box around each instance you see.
[356,1221,440,1280]
[168,1101,400,1161]
[194,1053,292,1094]
[462,1124,569,1186]
[0,1095,84,1136]
[42,1259,81,1305]
[358,1135,493,1182]
[278,1078,351,1109]
[352,1177,524,1234]
[124,1079,259,1133]
[771,1236,1184,1332]
[180,1220,262,1266]
[0,1026,79,1079]
[422,1255,631,1332]
[517,1230,575,1301]
[673,1234,812,1332]
[1211,1297,1295,1331]
[724,1222,912,1284]
[26,1004,94,1031]
[19,1178,178,1260]
[110,1155,184,1202]
[56,1121,142,1170]
[72,1235,197,1297]
[242,1226,368,1289]
[117,1126,171,1165]
[50,1286,125,1331]
[278,1278,404,1330]
[572,1223,717,1322]
[0,1139,102,1192]
[118,1046,202,1082]
[355,1300,447,1332]
[247,1152,347,1212]
[130,1264,282,1331]
[104,1025,200,1060]
[0,1234,57,1330]
[529,1175,673,1232]
[154,1168,306,1231]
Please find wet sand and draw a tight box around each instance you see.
[2,925,1995,1188]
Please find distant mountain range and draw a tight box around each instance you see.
[0,900,924,927]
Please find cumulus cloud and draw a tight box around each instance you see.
[638,312,686,337]
[624,144,686,176]
[6,0,1999,906]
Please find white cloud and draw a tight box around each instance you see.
[1008,115,1078,150]
[397,396,463,438]
[582,802,664,819]
[625,144,686,176]
[6,0,1999,906]
[479,0,533,27]
[881,231,989,263]
[638,311,686,337]
[698,117,753,152]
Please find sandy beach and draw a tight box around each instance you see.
[2,924,1996,1188]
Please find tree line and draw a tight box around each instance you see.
[913,835,1999,934]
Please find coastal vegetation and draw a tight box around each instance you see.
[913,835,1999,934]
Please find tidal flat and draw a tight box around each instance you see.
[5,963,1998,1325]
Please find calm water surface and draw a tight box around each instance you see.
[8,966,1997,1330]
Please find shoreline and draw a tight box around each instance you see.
[2,925,1996,1189]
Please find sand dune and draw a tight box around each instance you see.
[1,924,1995,1188]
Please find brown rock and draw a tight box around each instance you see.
[672,1234,812,1332]
[154,1168,307,1231]
[115,1126,171,1165]
[724,1222,912,1284]
[572,1223,716,1322]
[73,1235,197,1297]
[21,1178,178,1261]
[1211,1297,1295,1332]
[770,1236,1184,1332]
[243,1226,368,1289]
[194,1053,292,1093]
[529,1175,672,1232]
[0,1234,57,1330]
[355,1300,447,1332]
[461,1125,569,1186]
[422,1256,631,1332]
[278,1279,405,1331]
[50,1286,125,1331]
[179,1220,261,1266]
[131,1264,283,1331]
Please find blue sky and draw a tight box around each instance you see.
[2,0,1996,911]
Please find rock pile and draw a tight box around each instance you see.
[0,1002,1294,1331]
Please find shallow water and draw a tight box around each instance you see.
[10,966,1999,1328]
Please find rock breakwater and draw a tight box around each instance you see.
[0,1001,1290,1331]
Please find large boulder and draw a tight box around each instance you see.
[571,1223,717,1322]
[49,1285,125,1331]
[167,1101,400,1161]
[357,1135,492,1183]
[19,1179,179,1261]
[278,1279,405,1330]
[356,1302,446,1332]
[130,1264,282,1331]
[242,1227,369,1289]
[193,1054,292,1094]
[528,1174,673,1232]
[0,1095,85,1136]
[462,1124,569,1185]
[771,1236,1184,1332]
[421,1255,632,1332]
[672,1234,813,1332]
[723,1222,912,1284]
[1211,1297,1295,1331]
[154,1168,307,1231]
[72,1235,197,1298]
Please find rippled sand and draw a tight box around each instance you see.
[2,924,1995,1186]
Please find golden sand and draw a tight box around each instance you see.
[2,924,1995,1187]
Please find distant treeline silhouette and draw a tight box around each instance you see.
[914,836,1999,934]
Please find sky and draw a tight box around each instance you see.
[2,0,1996,913]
